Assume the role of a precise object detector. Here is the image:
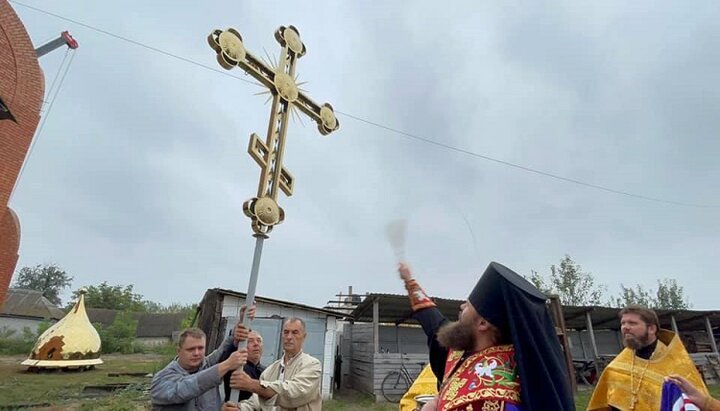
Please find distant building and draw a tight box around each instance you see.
[0,288,65,338]
[86,308,186,347]
[135,312,187,347]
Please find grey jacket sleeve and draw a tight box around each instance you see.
[150,362,223,405]
[207,334,236,367]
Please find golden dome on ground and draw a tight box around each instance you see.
[21,290,103,369]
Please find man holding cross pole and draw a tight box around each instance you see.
[223,317,323,411]
[150,311,253,410]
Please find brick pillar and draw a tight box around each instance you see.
[0,0,45,307]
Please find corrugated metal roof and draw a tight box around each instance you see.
[351,294,720,332]
[0,288,65,320]
[350,293,463,324]
[212,288,348,318]
[562,305,720,331]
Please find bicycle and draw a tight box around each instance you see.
[381,357,426,403]
[573,359,597,386]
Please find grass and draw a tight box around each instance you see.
[0,353,170,409]
[1,354,719,410]
[324,390,395,411]
[575,388,593,410]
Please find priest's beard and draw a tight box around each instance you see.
[623,329,650,350]
[436,320,476,351]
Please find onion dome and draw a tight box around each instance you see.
[21,289,102,368]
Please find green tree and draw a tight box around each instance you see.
[140,301,192,313]
[527,270,553,295]
[12,264,73,305]
[528,255,607,306]
[180,304,199,328]
[654,279,689,309]
[613,284,655,308]
[613,279,690,309]
[70,281,197,316]
[72,282,146,311]
[141,300,164,313]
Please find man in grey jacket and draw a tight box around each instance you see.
[150,324,248,410]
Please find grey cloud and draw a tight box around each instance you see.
[10,1,720,309]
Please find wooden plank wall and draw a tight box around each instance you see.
[348,323,375,394]
[196,289,224,353]
[346,323,430,401]
[339,322,353,389]
[372,352,429,402]
[691,352,720,384]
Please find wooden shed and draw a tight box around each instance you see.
[342,293,463,401]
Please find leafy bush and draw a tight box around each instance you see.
[0,326,17,339]
[180,304,198,328]
[0,337,34,355]
[130,341,147,354]
[94,311,139,354]
[0,322,55,355]
[148,342,177,356]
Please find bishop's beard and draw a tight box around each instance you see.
[436,320,476,351]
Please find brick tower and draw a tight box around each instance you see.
[0,0,45,307]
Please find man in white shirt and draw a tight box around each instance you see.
[223,317,322,411]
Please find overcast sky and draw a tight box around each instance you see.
[9,1,720,310]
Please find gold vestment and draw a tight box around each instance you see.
[588,329,707,411]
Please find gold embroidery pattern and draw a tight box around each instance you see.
[442,388,520,411]
[478,345,514,355]
[440,345,519,411]
[482,401,502,411]
[448,350,464,361]
[466,405,473,411]
[444,350,465,382]
[405,280,437,310]
[443,378,468,401]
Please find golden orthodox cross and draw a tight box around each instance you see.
[207,24,338,402]
[208,25,339,235]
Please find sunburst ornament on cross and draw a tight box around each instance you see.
[208,25,339,235]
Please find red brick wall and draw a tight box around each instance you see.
[0,0,44,307]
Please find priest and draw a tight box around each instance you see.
[398,261,574,410]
